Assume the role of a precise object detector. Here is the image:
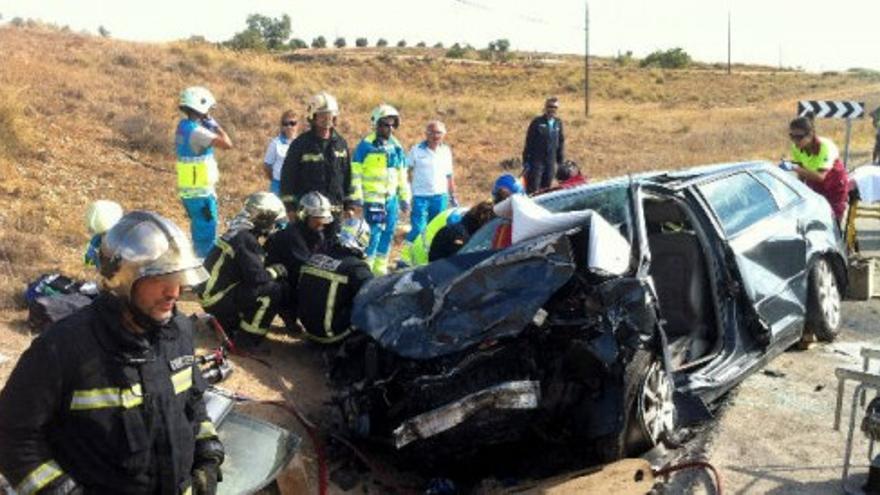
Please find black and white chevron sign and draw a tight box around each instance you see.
[798,100,865,119]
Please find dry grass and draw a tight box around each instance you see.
[0,24,878,311]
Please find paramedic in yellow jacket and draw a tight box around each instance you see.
[351,104,410,275]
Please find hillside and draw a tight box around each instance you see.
[1,24,879,313]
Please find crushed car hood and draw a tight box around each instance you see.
[352,231,577,359]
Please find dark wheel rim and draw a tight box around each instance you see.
[637,361,676,446]
[816,259,841,330]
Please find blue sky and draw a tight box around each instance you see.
[1,0,877,71]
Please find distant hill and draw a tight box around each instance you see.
[0,24,879,309]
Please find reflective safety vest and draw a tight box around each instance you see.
[791,136,839,173]
[351,133,410,205]
[404,207,466,266]
[175,119,219,198]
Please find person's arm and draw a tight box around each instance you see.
[184,325,224,495]
[445,147,457,205]
[523,118,537,164]
[280,139,302,212]
[0,337,76,493]
[263,139,277,181]
[792,165,829,183]
[341,140,358,213]
[235,233,276,288]
[350,141,366,207]
[396,147,411,207]
[556,120,565,164]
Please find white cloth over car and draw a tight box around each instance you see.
[850,165,880,203]
[496,194,631,275]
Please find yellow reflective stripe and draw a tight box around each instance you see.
[16,460,64,495]
[301,327,351,344]
[323,277,339,336]
[183,486,192,495]
[334,150,347,158]
[196,420,218,440]
[176,161,210,189]
[240,296,271,336]
[301,153,323,162]
[301,265,349,284]
[200,240,239,307]
[171,367,193,395]
[70,384,143,410]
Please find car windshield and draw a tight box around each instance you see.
[461,181,634,254]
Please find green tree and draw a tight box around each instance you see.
[640,47,691,69]
[289,38,307,49]
[311,36,327,48]
[376,38,388,47]
[98,25,110,38]
[246,13,291,50]
[396,39,407,48]
[334,37,346,48]
[416,41,426,48]
[446,43,466,59]
[228,28,266,51]
[355,37,368,47]
[433,42,444,49]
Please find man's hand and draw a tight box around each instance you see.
[202,117,221,133]
[192,461,221,495]
[449,195,459,207]
[778,160,795,172]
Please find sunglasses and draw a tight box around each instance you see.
[282,121,297,127]
[789,132,808,140]
[546,105,559,110]
[377,121,393,128]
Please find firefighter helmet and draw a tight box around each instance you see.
[370,104,400,129]
[307,91,340,117]
[85,200,124,235]
[338,217,370,254]
[99,211,208,300]
[242,192,286,234]
[179,86,216,115]
[298,191,333,224]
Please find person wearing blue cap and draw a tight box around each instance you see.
[492,173,525,204]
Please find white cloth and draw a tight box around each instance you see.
[408,142,453,196]
[263,135,291,182]
[851,166,880,203]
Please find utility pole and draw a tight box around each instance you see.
[727,10,731,75]
[584,1,590,116]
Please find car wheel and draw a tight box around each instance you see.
[806,257,841,342]
[595,351,676,461]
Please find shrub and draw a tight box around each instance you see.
[114,114,171,154]
[433,42,444,49]
[416,41,426,48]
[446,43,466,59]
[227,29,266,51]
[396,40,407,48]
[639,48,691,69]
[288,38,307,50]
[376,38,388,47]
[98,26,110,38]
[614,50,634,66]
[311,36,327,48]
[334,37,346,48]
[355,37,368,47]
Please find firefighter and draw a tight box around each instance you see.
[83,199,123,268]
[0,211,223,495]
[198,192,289,349]
[280,92,357,230]
[296,217,374,343]
[175,86,233,258]
[351,104,411,275]
[265,191,334,316]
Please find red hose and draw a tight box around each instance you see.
[653,460,723,495]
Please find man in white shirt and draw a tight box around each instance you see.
[405,120,457,247]
[263,110,298,196]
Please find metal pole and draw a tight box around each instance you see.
[584,1,589,117]
[727,10,731,75]
[844,118,853,168]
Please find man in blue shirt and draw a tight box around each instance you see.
[522,97,565,194]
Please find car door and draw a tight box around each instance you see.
[694,170,807,343]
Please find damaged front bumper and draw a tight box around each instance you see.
[392,380,541,449]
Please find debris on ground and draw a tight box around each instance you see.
[762,369,786,378]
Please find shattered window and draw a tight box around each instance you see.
[698,172,779,237]
[753,170,801,210]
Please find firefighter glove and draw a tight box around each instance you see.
[192,461,221,495]
[267,263,288,280]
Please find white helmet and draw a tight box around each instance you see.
[241,192,286,234]
[307,91,339,117]
[99,211,208,301]
[179,86,216,115]
[370,104,400,129]
[298,191,333,224]
[85,200,124,235]
[338,218,370,255]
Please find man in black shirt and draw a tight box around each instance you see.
[522,96,565,194]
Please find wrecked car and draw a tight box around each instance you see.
[331,161,847,462]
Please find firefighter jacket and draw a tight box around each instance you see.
[522,115,565,167]
[199,227,285,314]
[296,245,373,343]
[351,133,410,206]
[280,129,354,212]
[0,295,220,495]
[265,221,325,311]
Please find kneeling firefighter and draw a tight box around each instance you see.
[198,192,289,349]
[296,217,374,343]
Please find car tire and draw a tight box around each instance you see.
[595,350,676,461]
[806,257,841,342]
